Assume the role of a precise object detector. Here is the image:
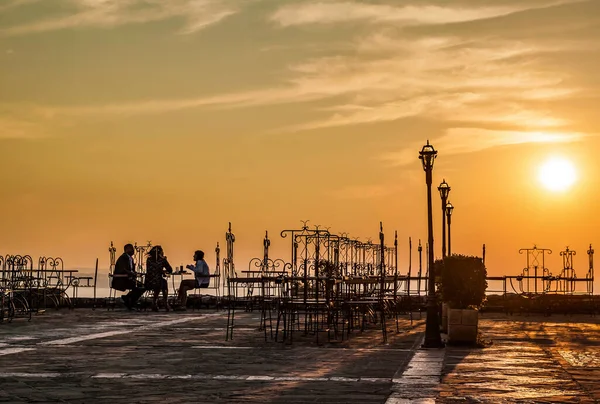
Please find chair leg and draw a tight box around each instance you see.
[107,288,114,311]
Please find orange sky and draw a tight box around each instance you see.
[0,0,598,292]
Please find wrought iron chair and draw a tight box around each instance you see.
[4,255,33,321]
[69,259,99,309]
[0,255,15,323]
[107,242,128,310]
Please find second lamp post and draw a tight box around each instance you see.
[446,202,454,256]
[437,179,450,258]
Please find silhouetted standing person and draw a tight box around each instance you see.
[145,245,173,311]
[113,243,145,310]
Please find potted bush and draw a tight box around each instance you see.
[436,254,487,344]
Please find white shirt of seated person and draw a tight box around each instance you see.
[187,259,210,286]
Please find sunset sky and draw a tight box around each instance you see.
[1,0,599,291]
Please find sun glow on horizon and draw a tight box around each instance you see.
[538,157,577,192]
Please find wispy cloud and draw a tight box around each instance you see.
[0,116,46,139]
[36,87,325,117]
[0,0,240,37]
[276,34,583,131]
[0,0,41,13]
[269,1,579,27]
[379,129,587,167]
[36,34,583,126]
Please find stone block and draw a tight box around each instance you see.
[461,309,478,326]
[448,308,478,344]
[448,308,461,325]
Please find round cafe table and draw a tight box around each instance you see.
[167,270,190,300]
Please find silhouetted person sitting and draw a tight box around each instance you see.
[145,245,173,312]
[177,250,210,309]
[113,243,145,310]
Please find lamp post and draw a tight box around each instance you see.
[419,140,443,348]
[438,179,450,258]
[446,202,454,256]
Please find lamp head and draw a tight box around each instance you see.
[437,179,450,200]
[418,140,437,171]
[445,202,454,217]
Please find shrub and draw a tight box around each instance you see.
[436,254,488,309]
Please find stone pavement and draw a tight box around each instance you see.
[0,310,598,403]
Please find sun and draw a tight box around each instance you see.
[538,157,577,192]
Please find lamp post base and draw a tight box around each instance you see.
[421,297,445,349]
[422,337,445,349]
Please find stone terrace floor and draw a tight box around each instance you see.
[0,309,598,403]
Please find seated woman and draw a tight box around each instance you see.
[145,245,173,311]
[177,250,210,309]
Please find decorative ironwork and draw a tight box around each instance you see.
[225,220,404,344]
[215,242,221,278]
[485,244,596,314]
[587,244,594,295]
[109,242,116,273]
[224,222,236,286]
[558,247,577,294]
[517,245,553,294]
[134,241,152,273]
[4,255,35,319]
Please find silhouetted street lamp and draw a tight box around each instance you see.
[438,179,450,258]
[419,140,443,348]
[446,202,454,256]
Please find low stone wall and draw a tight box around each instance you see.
[482,294,600,315]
